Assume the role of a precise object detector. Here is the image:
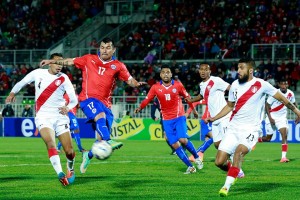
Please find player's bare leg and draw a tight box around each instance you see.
[58,131,76,183]
[219,145,248,197]
[40,128,68,186]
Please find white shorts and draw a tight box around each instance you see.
[218,125,260,155]
[265,118,288,135]
[212,117,229,142]
[35,115,70,136]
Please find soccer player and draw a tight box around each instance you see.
[185,100,213,162]
[186,63,244,173]
[57,84,86,153]
[135,65,203,174]
[262,79,297,162]
[40,37,146,174]
[6,53,77,186]
[206,58,300,197]
[151,97,178,155]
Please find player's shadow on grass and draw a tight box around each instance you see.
[235,182,283,195]
[0,176,33,182]
[75,176,111,185]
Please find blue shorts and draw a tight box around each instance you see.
[200,119,212,140]
[68,112,79,131]
[80,98,114,130]
[162,116,188,145]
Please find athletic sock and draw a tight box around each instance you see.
[282,144,288,158]
[197,138,213,153]
[95,118,110,140]
[57,141,62,150]
[223,166,240,190]
[175,146,193,167]
[48,148,63,175]
[72,132,83,150]
[66,151,75,171]
[185,140,199,159]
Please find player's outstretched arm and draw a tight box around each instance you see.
[126,78,147,87]
[186,94,202,103]
[39,58,74,67]
[207,101,234,123]
[273,91,300,124]
[5,92,16,104]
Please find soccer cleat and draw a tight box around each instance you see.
[79,148,87,153]
[280,158,290,163]
[80,151,91,174]
[58,172,69,186]
[195,157,204,170]
[66,170,75,184]
[184,166,196,174]
[219,187,229,197]
[189,152,203,162]
[107,140,123,150]
[237,170,245,178]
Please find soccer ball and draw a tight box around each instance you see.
[91,140,112,160]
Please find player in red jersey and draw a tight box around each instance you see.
[40,37,146,174]
[135,65,203,174]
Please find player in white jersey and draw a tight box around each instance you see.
[5,53,78,186]
[262,79,297,162]
[187,63,230,148]
[187,63,244,174]
[206,58,300,197]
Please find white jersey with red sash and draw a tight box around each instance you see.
[267,89,295,119]
[228,77,277,129]
[11,69,77,118]
[199,76,229,123]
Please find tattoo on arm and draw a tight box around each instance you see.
[286,102,296,111]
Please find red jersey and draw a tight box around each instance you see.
[64,93,78,115]
[140,80,194,120]
[73,54,131,108]
[185,100,210,120]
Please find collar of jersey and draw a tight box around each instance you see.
[160,79,174,85]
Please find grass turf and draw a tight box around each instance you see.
[0,138,300,199]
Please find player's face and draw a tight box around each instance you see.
[199,64,211,80]
[160,68,172,83]
[49,56,63,75]
[237,62,251,84]
[279,81,288,93]
[99,41,116,61]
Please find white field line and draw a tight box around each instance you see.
[0,155,275,168]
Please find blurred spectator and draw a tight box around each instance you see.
[1,104,15,117]
[22,104,33,117]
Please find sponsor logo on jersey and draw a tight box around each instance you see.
[111,64,116,70]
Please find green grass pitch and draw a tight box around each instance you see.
[1,138,300,199]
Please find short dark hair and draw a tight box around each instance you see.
[50,53,63,59]
[101,37,115,47]
[238,57,256,69]
[279,79,288,83]
[160,64,170,71]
